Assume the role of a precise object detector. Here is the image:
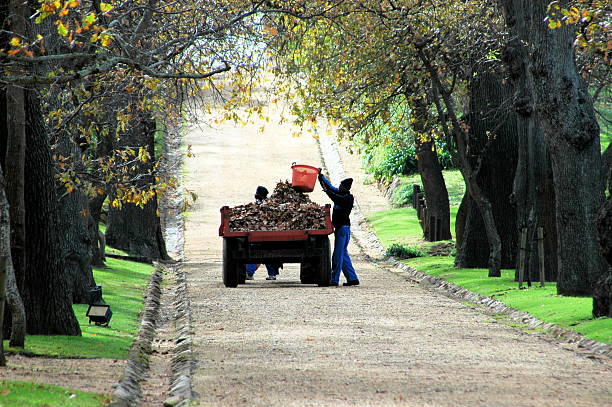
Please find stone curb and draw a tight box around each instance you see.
[316,122,611,361]
[391,260,611,359]
[164,262,195,407]
[160,121,194,407]
[109,263,164,407]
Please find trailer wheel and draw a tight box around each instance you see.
[300,261,317,284]
[223,238,239,287]
[317,236,331,287]
[237,265,246,285]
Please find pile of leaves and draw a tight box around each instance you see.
[227,181,327,232]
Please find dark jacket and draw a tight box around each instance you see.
[319,174,353,228]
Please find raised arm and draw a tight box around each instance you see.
[319,174,352,207]
[318,173,339,193]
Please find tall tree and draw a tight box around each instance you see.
[54,136,96,303]
[501,37,558,283]
[0,0,27,346]
[410,93,452,241]
[23,91,80,335]
[424,55,502,277]
[453,71,518,270]
[106,114,170,260]
[0,165,10,366]
[4,0,26,327]
[499,0,606,295]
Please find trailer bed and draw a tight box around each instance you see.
[218,204,334,241]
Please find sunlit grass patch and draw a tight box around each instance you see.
[4,257,152,359]
[0,380,109,407]
[367,207,458,249]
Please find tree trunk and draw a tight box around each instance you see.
[593,197,611,317]
[2,83,29,344]
[0,1,27,345]
[602,145,611,195]
[4,0,27,337]
[499,0,606,296]
[54,137,96,303]
[410,95,452,241]
[88,131,111,267]
[4,257,25,346]
[0,89,6,174]
[89,211,106,268]
[502,38,558,283]
[23,91,80,335]
[426,62,502,277]
[416,138,452,241]
[0,166,9,366]
[106,118,169,260]
[454,72,518,271]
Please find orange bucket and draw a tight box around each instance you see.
[291,164,320,192]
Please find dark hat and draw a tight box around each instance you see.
[255,186,268,198]
[340,178,353,190]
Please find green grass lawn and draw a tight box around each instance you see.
[0,381,109,407]
[97,223,131,257]
[365,186,611,344]
[596,88,610,152]
[601,127,610,153]
[3,257,152,359]
[368,206,458,248]
[394,169,465,206]
[1,257,152,406]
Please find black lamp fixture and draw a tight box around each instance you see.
[86,285,112,326]
[86,304,113,326]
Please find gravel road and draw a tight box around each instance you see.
[183,97,611,407]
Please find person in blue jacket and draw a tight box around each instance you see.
[318,173,360,286]
[246,186,281,281]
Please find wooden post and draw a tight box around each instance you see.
[518,228,527,289]
[413,185,421,208]
[427,215,437,242]
[537,227,545,287]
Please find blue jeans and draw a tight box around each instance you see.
[246,264,280,277]
[331,226,358,284]
[246,264,259,276]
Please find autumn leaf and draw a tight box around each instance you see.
[100,2,113,13]
[56,20,69,36]
[100,34,111,47]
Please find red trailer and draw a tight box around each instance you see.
[219,204,334,287]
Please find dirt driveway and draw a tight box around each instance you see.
[183,98,611,406]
